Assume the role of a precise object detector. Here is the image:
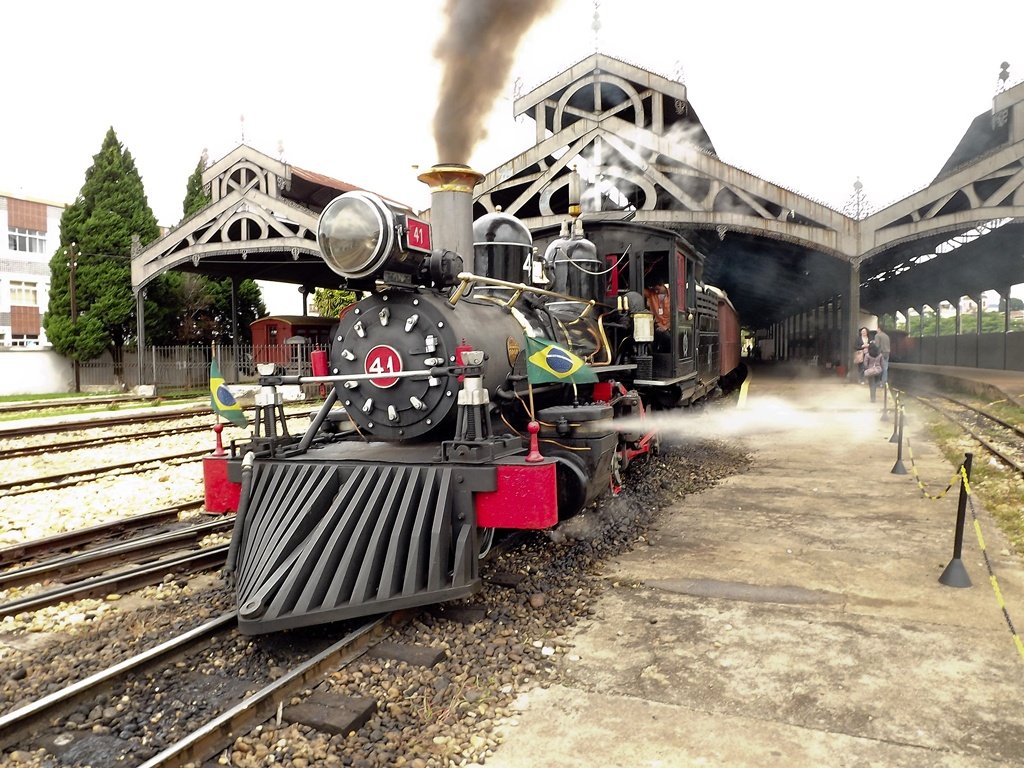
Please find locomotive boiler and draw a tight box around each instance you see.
[221,164,743,634]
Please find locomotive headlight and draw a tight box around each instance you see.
[317,192,398,280]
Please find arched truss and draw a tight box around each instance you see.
[478,122,855,260]
[132,146,335,294]
[481,53,1024,324]
[862,143,1024,257]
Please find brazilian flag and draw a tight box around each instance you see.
[524,336,598,385]
[210,358,248,427]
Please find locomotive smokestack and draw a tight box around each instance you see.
[417,163,484,274]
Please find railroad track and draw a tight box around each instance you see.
[909,391,1024,478]
[0,611,390,765]
[0,406,312,440]
[0,545,229,618]
[0,422,215,459]
[0,501,204,567]
[0,447,213,496]
[0,404,212,438]
[0,393,201,416]
[0,515,234,591]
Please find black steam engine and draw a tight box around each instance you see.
[222,165,743,634]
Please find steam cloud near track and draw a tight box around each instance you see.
[613,395,880,443]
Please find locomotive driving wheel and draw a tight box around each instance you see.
[609,450,624,495]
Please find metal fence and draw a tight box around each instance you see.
[78,342,320,389]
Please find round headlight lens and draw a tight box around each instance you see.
[317,192,395,279]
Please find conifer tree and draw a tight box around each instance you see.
[44,127,160,381]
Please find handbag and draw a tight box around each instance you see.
[853,350,864,364]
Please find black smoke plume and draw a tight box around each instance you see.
[433,0,556,163]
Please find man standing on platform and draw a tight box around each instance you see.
[875,323,891,386]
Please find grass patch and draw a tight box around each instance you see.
[915,403,1024,556]
[0,391,120,403]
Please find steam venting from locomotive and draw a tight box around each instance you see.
[433,0,556,162]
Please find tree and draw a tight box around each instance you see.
[182,150,210,219]
[44,127,160,384]
[313,288,358,319]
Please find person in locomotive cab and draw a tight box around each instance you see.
[643,283,672,352]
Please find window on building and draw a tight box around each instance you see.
[7,227,47,254]
[10,281,38,306]
[9,334,40,347]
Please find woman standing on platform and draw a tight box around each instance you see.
[854,327,871,383]
[863,341,884,402]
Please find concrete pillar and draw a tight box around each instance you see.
[135,290,146,387]
[845,259,861,377]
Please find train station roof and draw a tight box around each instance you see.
[133,57,1024,332]
[131,145,403,293]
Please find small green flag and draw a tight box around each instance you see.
[524,336,598,385]
[210,358,248,427]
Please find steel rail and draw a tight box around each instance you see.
[0,516,234,590]
[0,501,203,567]
[0,612,236,752]
[0,405,312,440]
[931,392,1024,439]
[0,448,211,496]
[0,545,228,617]
[0,394,190,415]
[0,405,211,438]
[912,395,1024,479]
[0,423,214,459]
[136,617,389,768]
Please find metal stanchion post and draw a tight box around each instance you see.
[880,382,890,421]
[890,404,907,475]
[889,392,900,443]
[939,453,973,588]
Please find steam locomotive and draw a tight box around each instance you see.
[221,165,743,634]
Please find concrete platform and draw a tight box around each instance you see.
[484,364,1024,767]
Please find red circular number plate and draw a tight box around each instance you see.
[365,345,402,388]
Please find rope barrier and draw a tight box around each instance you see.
[965,485,1024,661]
[888,385,960,501]
[904,439,961,500]
[893,394,1024,662]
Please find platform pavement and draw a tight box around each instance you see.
[480,364,1024,767]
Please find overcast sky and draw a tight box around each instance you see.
[3,1,1021,311]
